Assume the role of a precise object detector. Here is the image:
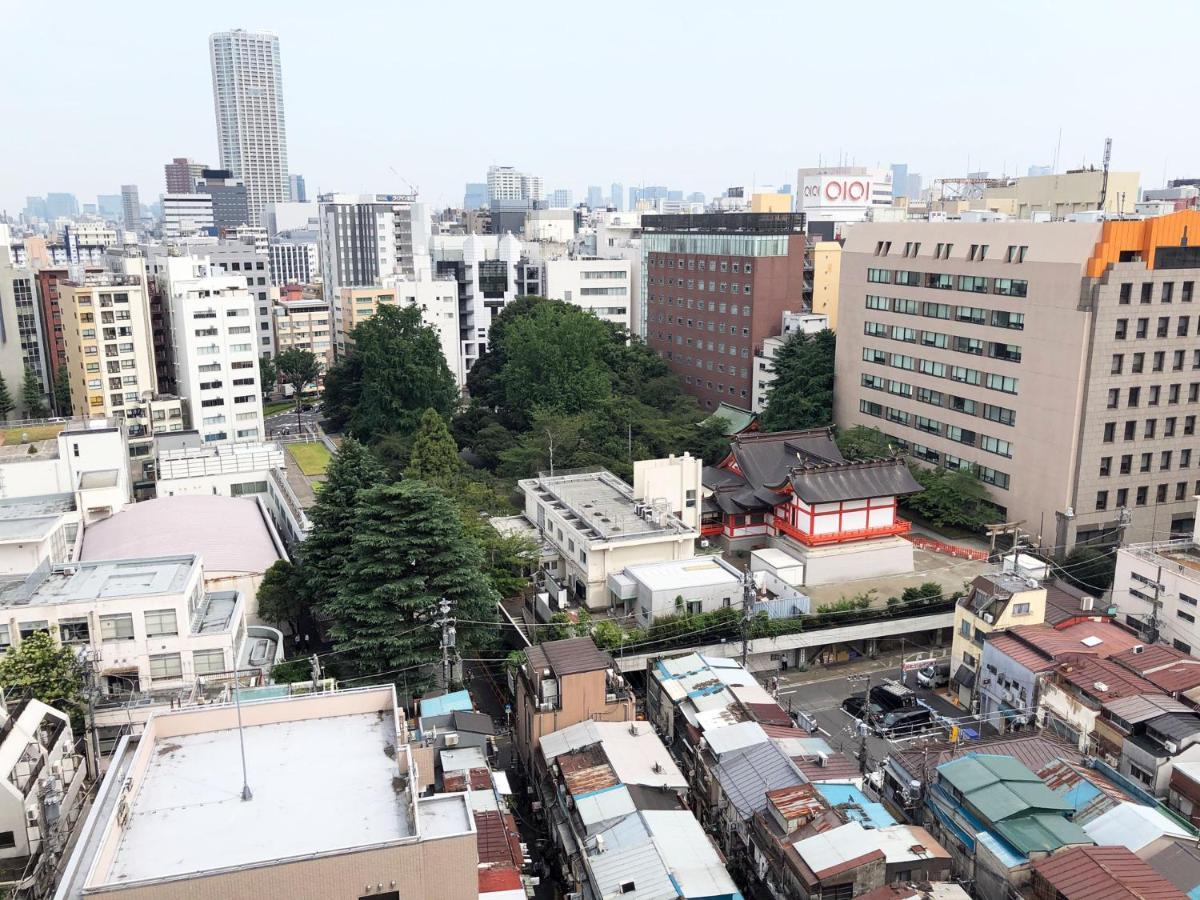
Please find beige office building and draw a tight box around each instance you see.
[835,210,1200,552]
[273,295,333,369]
[983,169,1140,219]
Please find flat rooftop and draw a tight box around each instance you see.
[101,711,412,885]
[0,493,75,543]
[626,556,740,592]
[521,469,693,542]
[0,555,196,609]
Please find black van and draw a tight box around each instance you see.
[875,705,933,738]
[869,682,917,713]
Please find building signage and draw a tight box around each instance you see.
[801,176,875,208]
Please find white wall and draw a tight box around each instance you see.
[543,258,632,329]
[633,455,703,529]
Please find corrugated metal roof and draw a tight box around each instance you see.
[474,810,522,867]
[1010,620,1145,660]
[1112,645,1200,694]
[791,821,886,879]
[993,812,1089,854]
[766,783,827,822]
[1034,845,1188,900]
[1054,657,1156,702]
[937,755,1073,825]
[527,637,614,676]
[1103,694,1193,724]
[559,748,620,797]
[815,783,896,829]
[576,784,636,831]
[585,814,677,900]
[986,630,1057,672]
[1083,802,1191,852]
[704,721,769,758]
[641,809,740,899]
[789,458,924,503]
[713,740,806,818]
[891,734,1081,784]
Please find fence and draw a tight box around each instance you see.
[903,533,989,561]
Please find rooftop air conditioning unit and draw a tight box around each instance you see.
[1133,644,1145,654]
[983,613,995,624]
[444,732,460,748]
[1082,596,1095,611]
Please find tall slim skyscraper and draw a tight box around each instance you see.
[610,183,623,211]
[121,185,141,230]
[289,174,306,203]
[209,29,290,227]
[586,186,604,208]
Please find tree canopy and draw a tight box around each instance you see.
[1058,547,1116,595]
[836,425,895,461]
[321,480,500,686]
[256,560,305,636]
[758,329,836,432]
[0,374,12,420]
[20,369,46,419]
[405,408,461,486]
[52,368,71,417]
[903,465,997,531]
[0,632,85,717]
[323,305,457,443]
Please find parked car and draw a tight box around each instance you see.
[875,705,933,738]
[870,682,917,713]
[841,694,883,723]
[917,661,951,690]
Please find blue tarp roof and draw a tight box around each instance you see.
[418,690,472,719]
[815,783,896,829]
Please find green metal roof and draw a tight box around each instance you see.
[939,754,1074,823]
[992,813,1091,855]
[700,403,756,435]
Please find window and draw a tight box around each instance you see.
[1180,610,1196,624]
[1120,454,1133,475]
[1136,486,1148,506]
[1141,282,1154,303]
[149,653,183,681]
[59,617,89,644]
[1117,488,1128,507]
[100,614,135,642]
[1125,420,1137,440]
[145,609,178,637]
[1132,353,1145,374]
[193,649,226,675]
[994,278,1028,297]
[1111,354,1124,375]
[1128,387,1140,407]
[1099,457,1112,477]
[1120,283,1132,304]
[0,832,13,850]
[1095,490,1108,511]
[1013,603,1031,615]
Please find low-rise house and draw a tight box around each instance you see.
[1081,800,1192,853]
[1110,644,1200,702]
[1031,845,1187,900]
[951,572,1047,707]
[1039,657,1156,753]
[1168,761,1200,826]
[610,555,743,626]
[513,637,635,767]
[1121,710,1200,796]
[925,754,1091,900]
[1095,695,1193,766]
[0,699,87,898]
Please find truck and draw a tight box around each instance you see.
[917,661,951,690]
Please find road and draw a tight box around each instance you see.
[265,405,323,437]
[776,664,977,770]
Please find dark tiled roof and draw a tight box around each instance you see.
[1045,578,1106,626]
[728,428,845,490]
[525,637,613,676]
[451,709,495,735]
[1033,845,1187,900]
[788,458,923,503]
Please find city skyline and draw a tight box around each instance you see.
[3,0,1198,217]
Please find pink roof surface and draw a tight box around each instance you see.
[81,495,282,574]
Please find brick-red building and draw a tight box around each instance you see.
[35,268,69,379]
[642,212,806,411]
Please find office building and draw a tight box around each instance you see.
[97,194,124,222]
[642,211,807,410]
[486,165,542,205]
[892,164,910,200]
[36,267,76,382]
[273,294,332,369]
[834,209,1200,553]
[161,194,215,239]
[288,173,306,203]
[463,182,488,210]
[161,237,276,356]
[317,193,432,335]
[431,231,521,375]
[157,255,264,444]
[983,169,1139,218]
[164,158,206,193]
[586,185,604,209]
[1027,165,1054,178]
[262,201,317,235]
[63,223,118,264]
[812,239,842,328]
[45,193,78,219]
[549,188,573,209]
[208,29,290,226]
[796,166,894,236]
[267,229,319,286]
[0,247,51,418]
[58,686,477,900]
[522,208,574,243]
[335,277,461,383]
[24,196,48,221]
[196,168,250,230]
[119,185,140,232]
[543,257,632,328]
[610,182,623,211]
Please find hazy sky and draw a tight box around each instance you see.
[3,0,1197,215]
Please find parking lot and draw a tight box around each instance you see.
[776,663,978,769]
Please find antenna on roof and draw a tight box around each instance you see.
[232,654,253,801]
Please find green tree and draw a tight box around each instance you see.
[324,305,457,443]
[298,437,385,607]
[900,581,944,607]
[904,465,996,531]
[473,528,538,599]
[837,425,894,461]
[758,330,836,432]
[275,347,321,436]
[256,559,306,635]
[1059,547,1116,595]
[406,408,461,487]
[322,480,500,686]
[270,657,316,685]
[259,355,278,399]
[592,619,625,651]
[20,368,47,419]
[0,373,13,421]
[320,353,361,433]
[0,631,85,717]
[52,367,71,416]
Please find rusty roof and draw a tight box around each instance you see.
[998,620,1144,666]
[558,747,619,797]
[1037,759,1130,804]
[891,733,1080,783]
[746,701,794,727]
[766,783,828,822]
[1033,845,1187,900]
[986,630,1057,672]
[444,771,466,792]
[478,866,522,895]
[1053,657,1157,702]
[793,753,863,784]
[1102,694,1193,724]
[468,767,492,790]
[1112,644,1200,694]
[474,810,522,868]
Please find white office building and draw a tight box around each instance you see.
[161,194,215,239]
[208,29,290,226]
[487,166,543,205]
[431,232,522,374]
[159,256,264,444]
[268,229,319,286]
[543,257,632,329]
[0,247,51,418]
[795,165,894,232]
[262,201,317,235]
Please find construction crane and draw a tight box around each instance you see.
[389,166,419,199]
[1098,137,1112,214]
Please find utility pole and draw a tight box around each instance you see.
[436,597,457,689]
[545,430,555,477]
[847,672,873,775]
[1148,564,1163,644]
[741,571,755,667]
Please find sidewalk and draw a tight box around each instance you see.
[777,645,942,688]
